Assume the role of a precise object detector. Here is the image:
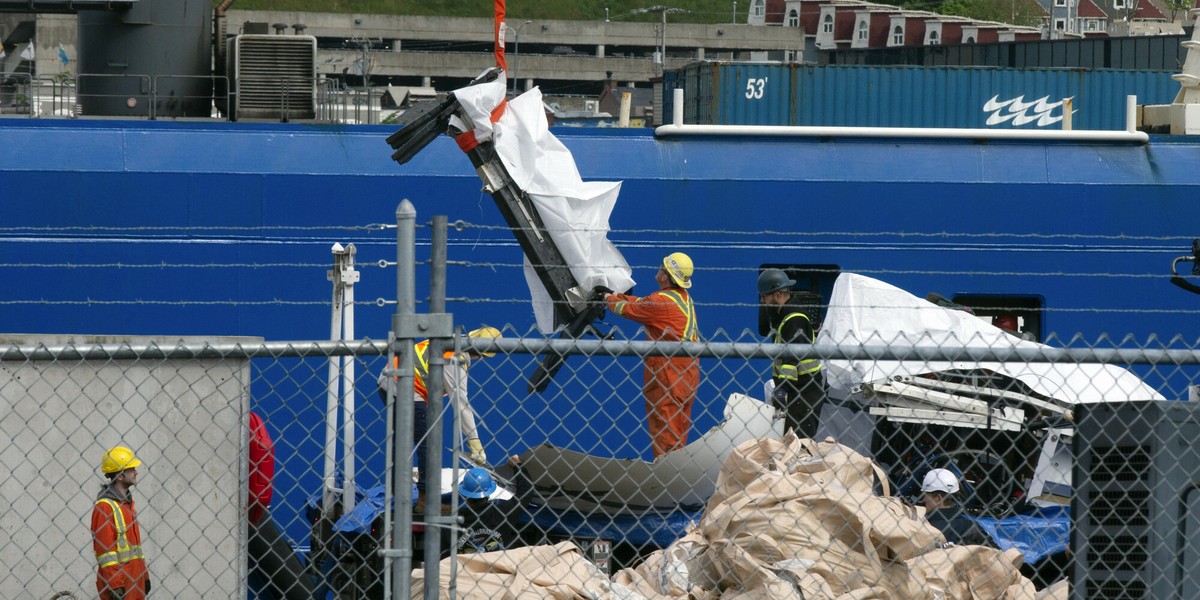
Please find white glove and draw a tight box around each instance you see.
[467,438,488,466]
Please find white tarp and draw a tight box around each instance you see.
[453,77,634,333]
[520,393,783,514]
[816,273,1164,404]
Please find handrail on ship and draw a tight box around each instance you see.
[655,88,1150,144]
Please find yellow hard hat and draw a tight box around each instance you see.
[100,446,142,474]
[662,252,694,289]
[468,326,501,357]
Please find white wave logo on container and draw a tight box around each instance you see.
[983,95,1076,127]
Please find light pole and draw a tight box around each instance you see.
[629,6,686,74]
[511,20,531,94]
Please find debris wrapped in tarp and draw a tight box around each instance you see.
[417,435,1042,599]
[613,434,1038,600]
[817,273,1164,404]
[453,79,635,333]
[520,393,782,514]
[410,541,620,599]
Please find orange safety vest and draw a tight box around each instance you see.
[609,288,700,343]
[92,495,148,597]
[656,289,700,342]
[394,340,458,401]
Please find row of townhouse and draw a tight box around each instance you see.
[745,0,1196,53]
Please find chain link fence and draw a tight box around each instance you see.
[3,324,1198,600]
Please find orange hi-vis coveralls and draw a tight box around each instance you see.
[607,287,700,457]
[92,486,148,600]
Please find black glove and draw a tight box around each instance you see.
[111,587,125,600]
[146,579,151,593]
[589,285,614,302]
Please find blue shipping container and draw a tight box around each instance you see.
[664,63,1179,130]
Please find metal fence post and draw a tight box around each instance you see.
[390,200,418,600]
[423,215,451,600]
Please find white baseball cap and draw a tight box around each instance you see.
[921,468,960,494]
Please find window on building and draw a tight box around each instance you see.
[965,35,976,43]
[1054,18,1066,29]
[1055,0,1066,6]
[1114,0,1125,8]
[757,264,841,336]
[928,30,940,45]
[754,0,764,16]
[951,293,1045,342]
[857,21,868,40]
[892,25,904,45]
[788,9,799,27]
[822,14,834,34]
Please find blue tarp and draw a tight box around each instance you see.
[332,486,391,535]
[973,506,1070,564]
[528,507,703,548]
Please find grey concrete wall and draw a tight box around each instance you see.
[225,10,805,50]
[17,11,805,90]
[34,13,73,79]
[0,335,257,600]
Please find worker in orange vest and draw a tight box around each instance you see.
[606,252,701,457]
[91,445,149,600]
[378,326,501,511]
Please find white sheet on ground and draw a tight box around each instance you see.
[816,273,1164,404]
[520,393,783,514]
[453,78,634,333]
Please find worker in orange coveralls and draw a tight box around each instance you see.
[91,445,149,600]
[606,252,701,457]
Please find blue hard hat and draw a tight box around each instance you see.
[459,467,497,500]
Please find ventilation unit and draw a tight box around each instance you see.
[1072,400,1200,600]
[230,34,316,120]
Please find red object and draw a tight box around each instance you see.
[607,289,701,457]
[92,496,148,600]
[490,99,507,123]
[248,412,275,525]
[494,0,507,71]
[992,313,1019,331]
[455,131,479,153]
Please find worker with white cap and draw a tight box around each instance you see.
[921,468,989,546]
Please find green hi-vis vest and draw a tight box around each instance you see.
[772,312,821,380]
[95,498,144,568]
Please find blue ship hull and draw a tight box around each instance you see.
[3,118,1198,548]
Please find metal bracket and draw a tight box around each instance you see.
[392,313,454,340]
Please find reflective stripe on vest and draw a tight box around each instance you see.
[658,289,700,342]
[773,312,821,379]
[407,340,433,401]
[95,498,144,568]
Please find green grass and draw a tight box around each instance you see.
[224,0,755,24]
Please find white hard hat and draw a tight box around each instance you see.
[921,468,960,494]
